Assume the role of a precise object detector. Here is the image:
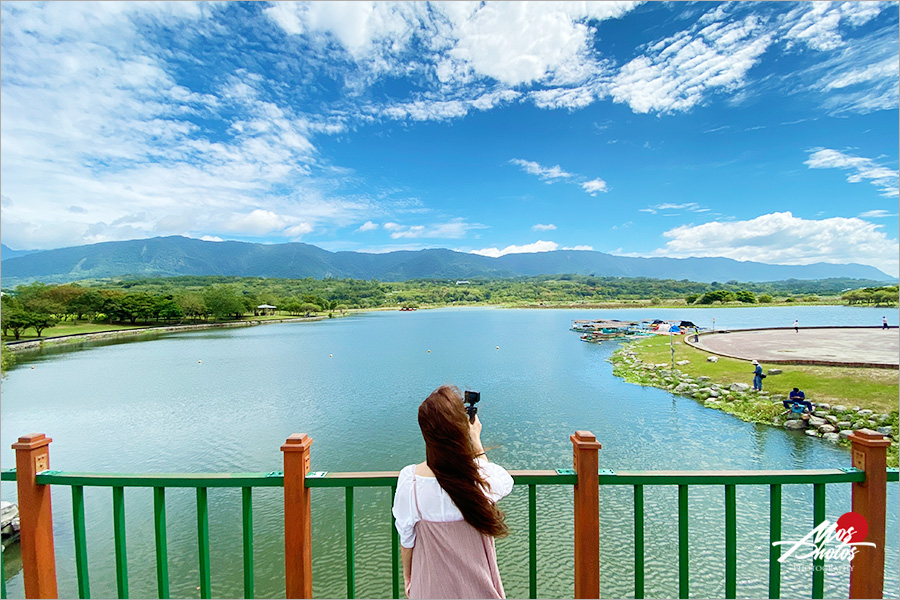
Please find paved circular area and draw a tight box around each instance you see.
[691,328,900,367]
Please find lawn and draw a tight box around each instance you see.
[629,336,899,415]
[2,322,145,342]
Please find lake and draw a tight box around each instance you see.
[2,305,898,598]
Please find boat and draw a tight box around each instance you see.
[1,501,20,545]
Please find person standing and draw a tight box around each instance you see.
[793,319,799,333]
[752,359,764,391]
[884,316,889,330]
[393,386,513,599]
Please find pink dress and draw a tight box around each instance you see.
[408,474,506,599]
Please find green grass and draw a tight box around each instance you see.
[2,322,145,342]
[630,337,899,414]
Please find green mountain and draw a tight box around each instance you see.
[0,235,894,286]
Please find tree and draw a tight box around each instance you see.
[735,290,756,303]
[685,294,700,305]
[3,309,34,340]
[757,294,773,304]
[175,292,207,322]
[29,313,59,337]
[203,285,245,320]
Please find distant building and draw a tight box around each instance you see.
[456,280,470,285]
[257,304,277,316]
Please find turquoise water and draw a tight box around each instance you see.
[1,305,898,598]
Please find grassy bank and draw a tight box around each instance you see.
[611,336,898,467]
[630,337,899,414]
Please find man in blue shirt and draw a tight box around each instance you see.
[752,360,764,391]
[783,387,814,413]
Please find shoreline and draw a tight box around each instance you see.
[4,315,331,353]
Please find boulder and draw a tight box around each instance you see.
[655,363,668,369]
[693,392,705,399]
[805,429,819,437]
[808,416,827,427]
[866,420,878,428]
[697,376,711,382]
[707,356,719,363]
[725,395,735,402]
[839,430,853,440]
[877,414,891,423]
[784,420,807,430]
[831,405,847,413]
[822,433,840,443]
[704,399,721,408]
[758,391,769,396]
[858,409,873,417]
[674,383,689,393]
[825,415,839,424]
[708,390,720,398]
[771,394,785,401]
[876,426,893,436]
[817,403,831,411]
[676,360,690,366]
[767,369,782,375]
[836,421,852,430]
[813,410,830,418]
[817,424,836,434]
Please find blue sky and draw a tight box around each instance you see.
[1,1,898,276]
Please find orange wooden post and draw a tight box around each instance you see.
[12,433,59,599]
[571,430,601,599]
[847,429,891,599]
[282,433,313,599]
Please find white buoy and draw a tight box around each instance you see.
[427,350,431,353]
[198,360,202,363]
[329,354,333,358]
[496,346,500,350]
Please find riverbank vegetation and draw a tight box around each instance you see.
[612,336,899,466]
[3,275,892,337]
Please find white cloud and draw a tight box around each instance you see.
[640,202,709,215]
[532,223,557,231]
[385,218,484,239]
[805,148,899,197]
[858,210,898,219]
[356,221,379,232]
[563,245,594,251]
[782,2,886,52]
[471,240,559,258]
[200,235,224,242]
[609,15,773,114]
[510,159,572,181]
[647,211,899,276]
[581,178,608,195]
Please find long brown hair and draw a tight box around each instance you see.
[418,385,508,538]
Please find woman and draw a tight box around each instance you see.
[392,386,513,599]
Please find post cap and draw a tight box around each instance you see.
[11,433,52,451]
[570,430,602,450]
[281,433,313,453]
[847,429,892,448]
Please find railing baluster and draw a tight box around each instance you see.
[528,483,537,599]
[1,535,7,600]
[197,487,211,599]
[634,485,644,600]
[678,484,688,599]
[346,486,355,599]
[768,484,782,599]
[812,483,825,599]
[242,487,255,599]
[391,485,400,600]
[153,487,170,599]
[112,486,129,599]
[72,485,91,599]
[724,484,736,599]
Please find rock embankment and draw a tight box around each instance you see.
[610,345,898,448]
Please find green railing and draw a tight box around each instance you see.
[2,430,897,599]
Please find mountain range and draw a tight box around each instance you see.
[0,236,894,286]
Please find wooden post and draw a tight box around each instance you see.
[12,433,58,599]
[847,429,890,599]
[571,430,601,599]
[282,434,313,599]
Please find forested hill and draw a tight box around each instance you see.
[1,235,894,285]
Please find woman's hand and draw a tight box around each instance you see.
[469,414,484,455]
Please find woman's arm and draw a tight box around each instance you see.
[401,546,413,597]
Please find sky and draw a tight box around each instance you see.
[1,1,898,276]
